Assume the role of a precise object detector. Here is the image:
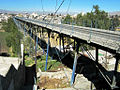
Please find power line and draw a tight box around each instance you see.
[42,0,65,38]
[41,0,45,15]
[55,0,58,11]
[46,0,65,27]
[66,0,72,14]
[54,0,65,17]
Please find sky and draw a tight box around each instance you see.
[0,0,120,13]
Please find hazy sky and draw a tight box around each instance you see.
[0,0,119,13]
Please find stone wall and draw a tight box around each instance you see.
[0,62,25,90]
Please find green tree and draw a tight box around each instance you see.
[76,13,83,26]
[63,5,120,30]
[93,5,100,15]
[63,14,72,24]
[3,18,23,56]
[110,15,120,30]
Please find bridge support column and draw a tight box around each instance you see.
[21,43,24,64]
[17,21,20,29]
[111,54,119,89]
[24,24,26,37]
[114,54,119,74]
[61,34,65,53]
[71,41,79,86]
[39,27,42,38]
[41,27,44,54]
[35,28,38,67]
[73,39,75,50]
[23,24,26,55]
[96,47,98,64]
[29,26,32,56]
[59,34,61,51]
[91,47,99,90]
[45,31,50,71]
[42,27,44,39]
[20,22,23,30]
[95,47,99,83]
[25,23,28,36]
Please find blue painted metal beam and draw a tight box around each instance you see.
[71,42,79,86]
[45,32,50,71]
[29,28,32,56]
[43,49,44,54]
[35,33,38,65]
[71,52,78,86]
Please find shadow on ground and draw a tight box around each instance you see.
[29,28,120,90]
[0,53,10,57]
[21,64,36,90]
[61,52,120,89]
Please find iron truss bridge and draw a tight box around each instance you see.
[14,17,120,54]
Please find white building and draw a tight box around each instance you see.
[29,12,38,19]
[0,13,11,22]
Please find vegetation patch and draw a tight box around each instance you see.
[63,5,120,30]
[25,56,64,72]
[0,32,9,53]
[2,18,23,57]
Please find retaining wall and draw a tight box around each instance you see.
[0,57,25,90]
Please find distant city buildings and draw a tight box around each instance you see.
[0,13,12,22]
[0,10,86,24]
[0,10,119,29]
[17,12,64,24]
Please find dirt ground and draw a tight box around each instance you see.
[37,76,70,89]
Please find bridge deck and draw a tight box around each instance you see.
[15,17,120,54]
